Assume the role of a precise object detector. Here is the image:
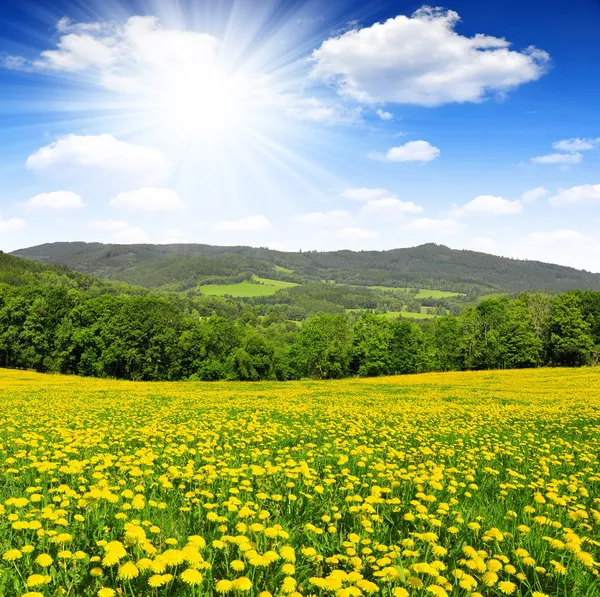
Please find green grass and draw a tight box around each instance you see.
[383,310,435,320]
[274,265,294,274]
[199,276,298,297]
[369,286,464,299]
[347,309,435,320]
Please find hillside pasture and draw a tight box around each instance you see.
[198,277,298,297]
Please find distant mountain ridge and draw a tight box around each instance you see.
[11,241,600,293]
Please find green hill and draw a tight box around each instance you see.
[0,251,147,295]
[12,241,600,294]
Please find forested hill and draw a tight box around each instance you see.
[0,251,146,294]
[12,241,600,293]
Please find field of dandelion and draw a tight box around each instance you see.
[1,368,599,597]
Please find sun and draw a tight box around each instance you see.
[150,65,252,134]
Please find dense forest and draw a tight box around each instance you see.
[1,252,599,381]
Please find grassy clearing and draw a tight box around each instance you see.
[198,277,298,297]
[369,286,465,299]
[383,310,436,320]
[1,367,599,596]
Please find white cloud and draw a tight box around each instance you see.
[109,187,186,212]
[311,7,549,106]
[369,141,440,163]
[296,210,355,228]
[552,137,599,152]
[282,95,362,125]
[337,188,422,222]
[339,188,391,202]
[376,109,393,121]
[213,215,271,232]
[1,55,29,70]
[403,218,459,233]
[7,15,374,129]
[549,184,600,207]
[89,219,148,243]
[23,191,84,211]
[359,197,422,221]
[0,217,26,233]
[521,187,548,203]
[336,227,379,240]
[27,134,170,184]
[468,236,498,252]
[454,195,522,217]
[27,16,218,95]
[510,230,600,272]
[530,152,583,165]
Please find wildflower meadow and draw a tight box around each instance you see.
[1,367,599,597]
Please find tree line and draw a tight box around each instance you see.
[0,283,598,381]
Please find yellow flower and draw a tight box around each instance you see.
[136,558,153,571]
[232,577,253,591]
[148,574,172,587]
[482,571,498,586]
[281,576,298,594]
[180,568,203,586]
[90,567,104,577]
[407,577,424,588]
[118,561,139,580]
[26,575,51,587]
[3,549,22,561]
[392,589,409,597]
[426,586,448,597]
[215,579,233,593]
[97,589,115,597]
[498,581,517,595]
[230,559,245,571]
[35,554,53,567]
[162,549,185,566]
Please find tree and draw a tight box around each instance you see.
[475,298,509,369]
[430,316,464,371]
[292,314,351,379]
[502,300,543,368]
[351,314,392,377]
[389,320,429,374]
[227,331,276,381]
[549,293,594,367]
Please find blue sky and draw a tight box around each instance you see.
[1,0,599,270]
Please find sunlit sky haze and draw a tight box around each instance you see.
[1,0,599,270]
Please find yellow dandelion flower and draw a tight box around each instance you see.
[230,559,245,571]
[26,575,51,587]
[162,549,185,566]
[35,554,53,567]
[180,568,203,586]
[118,561,139,580]
[232,577,253,591]
[498,581,517,595]
[3,549,22,561]
[215,579,233,593]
